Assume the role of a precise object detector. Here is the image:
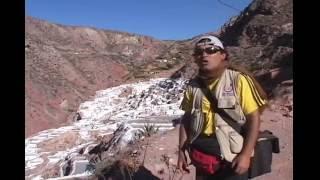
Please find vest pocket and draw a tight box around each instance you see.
[215,124,244,162]
[218,97,236,109]
[215,127,235,162]
[228,131,243,153]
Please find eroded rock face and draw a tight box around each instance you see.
[173,0,293,86]
[220,0,292,72]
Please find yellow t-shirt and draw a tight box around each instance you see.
[180,74,266,135]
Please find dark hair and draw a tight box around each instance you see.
[220,49,229,61]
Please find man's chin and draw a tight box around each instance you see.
[198,69,211,76]
[199,67,212,72]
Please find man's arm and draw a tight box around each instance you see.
[177,112,191,173]
[232,110,261,174]
[179,112,190,150]
[241,110,261,156]
[232,74,266,174]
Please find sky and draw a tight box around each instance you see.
[26,0,252,40]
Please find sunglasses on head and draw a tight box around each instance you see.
[193,46,222,56]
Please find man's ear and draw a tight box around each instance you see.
[220,52,226,60]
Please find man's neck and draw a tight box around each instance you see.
[198,68,226,82]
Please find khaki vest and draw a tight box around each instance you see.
[187,69,251,162]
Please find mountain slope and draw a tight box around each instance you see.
[25,17,184,137]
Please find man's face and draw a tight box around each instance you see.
[193,44,226,72]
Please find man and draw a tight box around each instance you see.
[177,35,267,180]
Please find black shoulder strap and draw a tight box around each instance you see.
[196,77,242,134]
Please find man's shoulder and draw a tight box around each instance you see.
[226,68,242,77]
[226,68,247,83]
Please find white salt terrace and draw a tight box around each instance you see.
[25,78,187,179]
